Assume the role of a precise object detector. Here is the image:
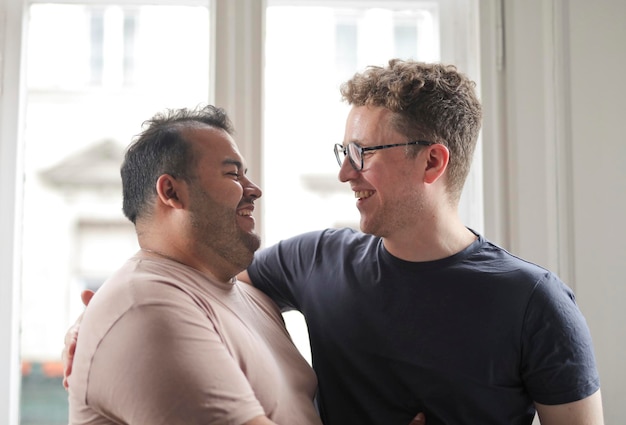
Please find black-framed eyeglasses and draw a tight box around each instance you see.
[334,141,434,171]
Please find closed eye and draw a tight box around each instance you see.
[226,172,241,179]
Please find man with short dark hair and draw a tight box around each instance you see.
[67,105,322,425]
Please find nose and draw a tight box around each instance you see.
[243,177,262,199]
[338,156,358,183]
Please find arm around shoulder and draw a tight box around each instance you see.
[535,389,604,425]
[237,270,253,285]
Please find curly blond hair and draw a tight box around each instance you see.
[340,59,482,202]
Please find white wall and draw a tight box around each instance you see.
[568,2,626,422]
[482,1,625,422]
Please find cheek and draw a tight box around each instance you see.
[204,181,243,207]
[227,183,245,204]
[375,169,416,202]
[364,165,399,191]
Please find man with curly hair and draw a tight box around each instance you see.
[242,60,604,425]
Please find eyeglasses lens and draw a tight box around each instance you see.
[334,143,363,170]
[348,143,362,170]
[334,144,344,167]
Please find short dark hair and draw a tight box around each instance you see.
[340,59,482,202]
[121,105,234,224]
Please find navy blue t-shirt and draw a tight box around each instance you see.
[247,228,600,425]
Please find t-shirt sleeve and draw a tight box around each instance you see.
[521,272,601,405]
[248,231,324,311]
[85,290,266,425]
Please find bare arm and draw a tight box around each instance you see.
[535,389,604,425]
[62,289,94,389]
[409,413,426,425]
[237,270,253,285]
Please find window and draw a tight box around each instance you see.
[85,6,140,86]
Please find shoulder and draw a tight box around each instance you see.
[456,236,579,306]
[472,237,558,281]
[83,256,222,337]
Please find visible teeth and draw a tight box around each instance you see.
[238,210,252,216]
[355,190,374,199]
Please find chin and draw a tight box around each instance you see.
[359,216,371,232]
[360,220,384,238]
[243,232,261,253]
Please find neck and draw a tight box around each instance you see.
[139,246,237,285]
[141,247,187,266]
[382,217,477,262]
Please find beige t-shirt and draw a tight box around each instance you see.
[68,252,321,425]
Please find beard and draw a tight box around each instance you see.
[188,184,261,272]
[360,191,426,238]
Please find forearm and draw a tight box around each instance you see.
[535,389,604,425]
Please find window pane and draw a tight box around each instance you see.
[20,3,211,424]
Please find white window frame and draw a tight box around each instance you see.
[0,0,27,422]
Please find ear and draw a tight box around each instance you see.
[155,174,186,210]
[423,143,450,184]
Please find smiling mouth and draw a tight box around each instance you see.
[238,209,253,216]
[354,190,374,200]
